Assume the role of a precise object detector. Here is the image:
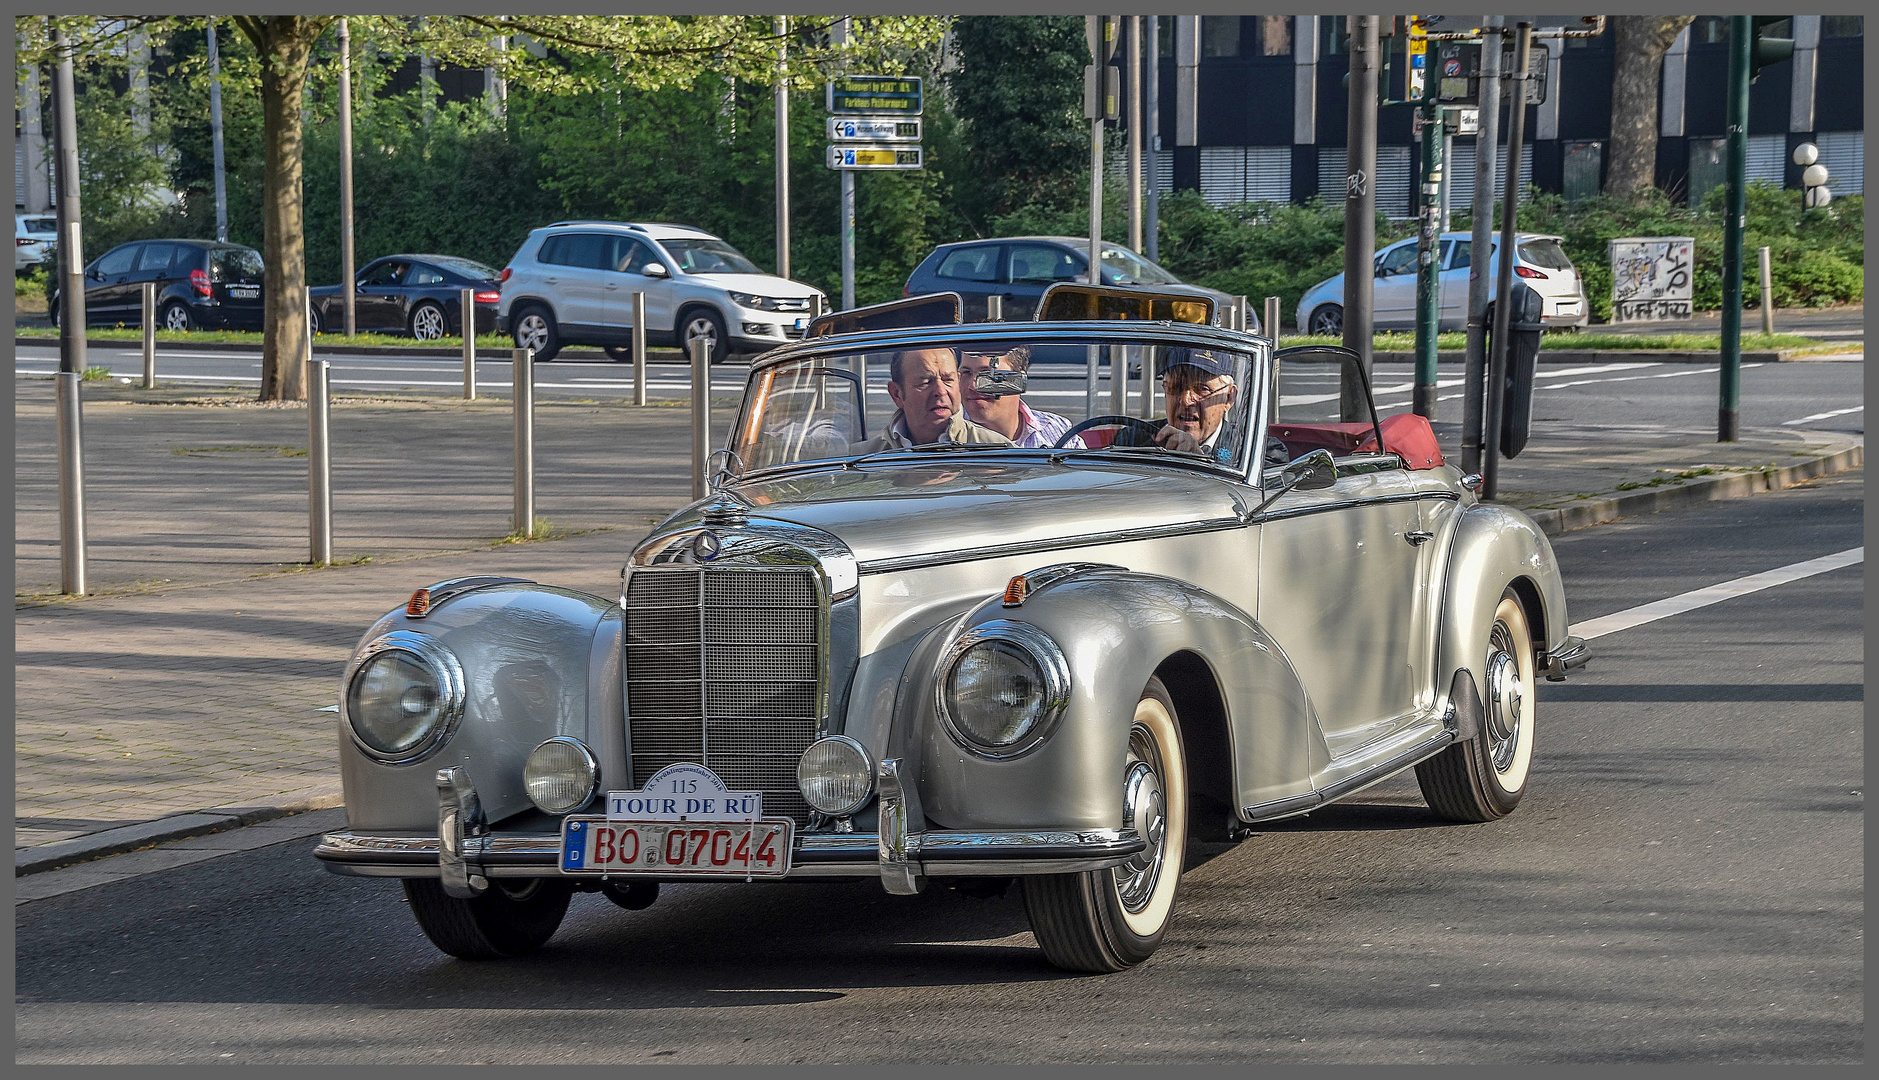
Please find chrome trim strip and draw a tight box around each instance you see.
[1253,488,1458,524]
[860,517,1246,576]
[314,826,1145,878]
[1242,730,1457,823]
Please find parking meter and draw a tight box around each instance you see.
[1498,283,1545,458]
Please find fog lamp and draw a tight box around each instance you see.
[797,736,874,816]
[524,736,600,814]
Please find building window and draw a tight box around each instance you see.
[1202,16,1240,58]
[1158,16,1173,58]
[1319,16,1348,56]
[1822,15,1863,38]
[1691,17,1729,45]
[1256,16,1291,56]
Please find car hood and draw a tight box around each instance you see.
[681,272,822,298]
[708,458,1245,569]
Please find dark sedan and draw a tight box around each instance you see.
[310,254,501,339]
[49,239,265,331]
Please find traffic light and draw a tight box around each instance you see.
[1748,17,1794,83]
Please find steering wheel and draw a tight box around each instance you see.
[1053,414,1167,450]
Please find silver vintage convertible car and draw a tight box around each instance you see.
[316,286,1586,972]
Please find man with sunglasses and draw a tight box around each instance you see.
[957,344,1085,449]
[1151,348,1239,463]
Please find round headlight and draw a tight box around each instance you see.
[344,632,464,765]
[938,621,1070,759]
[797,736,874,816]
[524,737,600,814]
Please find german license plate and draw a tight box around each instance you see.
[559,817,793,877]
[228,286,259,299]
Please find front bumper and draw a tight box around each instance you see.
[1540,635,1590,681]
[314,826,1144,881]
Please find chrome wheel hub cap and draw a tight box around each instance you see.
[686,319,717,346]
[413,306,444,339]
[1116,758,1166,913]
[165,308,189,331]
[1485,637,1523,772]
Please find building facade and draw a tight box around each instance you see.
[1146,14,1863,215]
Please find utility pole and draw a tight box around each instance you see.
[51,22,89,595]
[833,15,856,310]
[208,20,229,242]
[1461,17,1503,475]
[1483,21,1532,500]
[1087,16,1108,287]
[1718,15,1750,442]
[775,15,791,279]
[338,18,357,336]
[1127,15,1144,254]
[1341,14,1379,422]
[21,63,51,214]
[1145,15,1161,263]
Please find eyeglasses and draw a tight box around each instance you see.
[1162,376,1232,403]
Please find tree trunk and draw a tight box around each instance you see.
[1604,15,1694,200]
[233,16,333,401]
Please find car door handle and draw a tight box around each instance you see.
[1405,530,1434,546]
[543,277,558,285]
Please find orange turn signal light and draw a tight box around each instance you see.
[406,588,432,617]
[1002,576,1028,608]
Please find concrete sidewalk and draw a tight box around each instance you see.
[12,386,1862,876]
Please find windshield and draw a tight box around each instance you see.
[1100,245,1181,285]
[660,238,763,275]
[730,339,1258,475]
[427,255,499,280]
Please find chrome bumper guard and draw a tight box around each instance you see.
[1541,636,1591,682]
[319,757,1142,888]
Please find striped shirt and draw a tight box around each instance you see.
[1014,400,1084,449]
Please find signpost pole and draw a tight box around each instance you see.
[1145,14,1161,263]
[208,21,229,244]
[1127,15,1143,254]
[775,16,790,280]
[1341,15,1379,423]
[52,23,88,596]
[1088,16,1106,300]
[1719,15,1749,442]
[1462,20,1503,475]
[1413,67,1444,419]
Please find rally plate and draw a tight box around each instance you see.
[560,817,794,877]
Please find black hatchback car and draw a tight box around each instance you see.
[309,254,501,340]
[50,239,265,331]
[904,236,1239,326]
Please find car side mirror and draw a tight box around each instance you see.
[86,268,104,281]
[643,263,669,278]
[1252,449,1338,516]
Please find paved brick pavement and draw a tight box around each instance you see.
[11,379,1862,858]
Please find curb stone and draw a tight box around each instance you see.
[15,784,343,876]
[1521,444,1864,535]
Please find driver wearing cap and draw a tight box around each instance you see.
[1152,348,1238,463]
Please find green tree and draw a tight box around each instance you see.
[945,15,1089,229]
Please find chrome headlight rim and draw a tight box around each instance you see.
[341,630,466,766]
[524,736,602,815]
[935,620,1071,761]
[797,734,876,817]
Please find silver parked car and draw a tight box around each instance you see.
[316,286,1586,972]
[1296,231,1589,334]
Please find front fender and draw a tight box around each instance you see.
[338,584,618,832]
[1436,503,1569,710]
[914,570,1327,832]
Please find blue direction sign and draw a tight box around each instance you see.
[826,75,922,116]
[827,116,922,142]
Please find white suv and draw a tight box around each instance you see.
[496,221,827,363]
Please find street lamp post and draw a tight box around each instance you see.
[1718,15,1751,443]
[51,22,89,595]
[338,18,356,336]
[1341,15,1379,421]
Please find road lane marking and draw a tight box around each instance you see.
[1783,405,1864,426]
[1568,547,1864,641]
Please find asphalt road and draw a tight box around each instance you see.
[14,470,1862,1064]
[12,341,1864,437]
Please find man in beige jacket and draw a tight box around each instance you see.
[849,347,1011,453]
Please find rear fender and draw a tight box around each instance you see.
[914,570,1326,832]
[338,584,616,832]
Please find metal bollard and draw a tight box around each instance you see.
[1085,346,1099,418]
[987,294,1003,322]
[56,370,87,594]
[461,287,477,400]
[1263,296,1280,347]
[1758,246,1774,337]
[1229,296,1247,332]
[1138,343,1156,420]
[1110,346,1128,414]
[308,358,332,566]
[140,283,155,388]
[513,348,534,536]
[691,337,710,499]
[631,291,648,407]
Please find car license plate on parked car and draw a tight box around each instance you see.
[559,817,793,877]
[229,286,259,299]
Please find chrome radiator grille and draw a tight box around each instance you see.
[625,565,823,825]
